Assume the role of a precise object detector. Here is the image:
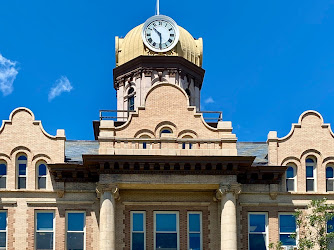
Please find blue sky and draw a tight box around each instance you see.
[1,0,334,141]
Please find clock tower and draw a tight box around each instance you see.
[114,13,204,116]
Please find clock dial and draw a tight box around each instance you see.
[142,15,179,53]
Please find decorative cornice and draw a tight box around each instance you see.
[96,184,120,201]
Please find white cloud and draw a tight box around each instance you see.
[48,76,73,101]
[0,54,18,96]
[204,97,215,104]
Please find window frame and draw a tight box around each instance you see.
[248,212,268,250]
[16,154,27,189]
[278,212,297,247]
[0,160,7,189]
[326,165,334,192]
[154,211,179,250]
[127,87,135,111]
[306,158,316,192]
[65,211,86,250]
[36,162,47,190]
[285,164,297,192]
[187,211,202,250]
[0,210,7,250]
[130,211,146,250]
[35,210,55,250]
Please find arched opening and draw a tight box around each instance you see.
[17,154,27,189]
[306,157,316,192]
[128,87,135,111]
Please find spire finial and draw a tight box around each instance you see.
[156,0,160,15]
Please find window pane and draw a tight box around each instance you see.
[328,218,334,233]
[156,214,176,231]
[37,213,53,230]
[280,215,296,233]
[306,179,314,191]
[143,142,147,149]
[286,167,294,178]
[133,213,143,232]
[0,232,6,248]
[38,177,46,189]
[327,167,334,178]
[0,178,5,189]
[189,214,200,232]
[19,164,26,175]
[18,155,27,160]
[306,158,314,163]
[156,233,177,249]
[67,232,84,250]
[306,166,314,178]
[132,232,144,250]
[249,214,265,232]
[18,177,26,189]
[0,164,6,175]
[189,233,200,250]
[0,212,6,230]
[327,179,334,192]
[249,234,266,250]
[36,232,53,250]
[68,213,84,231]
[39,164,47,176]
[286,179,294,192]
[280,234,296,246]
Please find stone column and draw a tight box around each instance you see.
[97,184,120,250]
[216,183,241,250]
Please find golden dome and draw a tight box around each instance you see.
[115,24,203,67]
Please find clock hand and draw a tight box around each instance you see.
[153,27,161,36]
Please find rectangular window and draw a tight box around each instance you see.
[188,212,202,250]
[18,163,26,189]
[0,211,7,250]
[0,163,6,189]
[37,164,47,189]
[306,166,314,191]
[327,217,334,249]
[66,211,85,250]
[131,211,145,250]
[248,213,268,250]
[154,211,179,250]
[279,214,297,247]
[35,211,54,250]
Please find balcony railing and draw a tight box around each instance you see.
[99,110,223,123]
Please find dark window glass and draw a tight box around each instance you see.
[19,164,26,175]
[189,214,200,232]
[156,233,177,249]
[327,179,334,192]
[286,179,294,192]
[0,212,6,230]
[68,213,84,231]
[280,215,296,233]
[189,233,200,250]
[156,214,176,231]
[161,129,172,134]
[327,167,334,178]
[67,232,84,250]
[0,164,6,175]
[142,142,147,149]
[132,233,144,250]
[37,213,53,231]
[182,143,186,149]
[286,167,294,178]
[18,155,27,160]
[306,166,314,178]
[39,164,47,176]
[249,234,266,250]
[38,177,46,189]
[328,217,334,233]
[0,178,6,189]
[306,179,314,191]
[306,158,314,163]
[0,232,6,248]
[249,214,265,232]
[36,232,53,250]
[18,178,26,189]
[133,213,143,231]
[189,143,192,149]
[128,96,135,111]
[280,234,296,246]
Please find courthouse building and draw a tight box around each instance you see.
[1,11,334,250]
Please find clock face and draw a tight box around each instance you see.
[142,15,180,53]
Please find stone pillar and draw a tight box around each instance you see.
[97,184,120,250]
[216,183,241,250]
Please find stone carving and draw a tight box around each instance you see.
[96,184,120,201]
[215,183,241,200]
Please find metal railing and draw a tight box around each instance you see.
[100,110,223,123]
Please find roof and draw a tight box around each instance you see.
[65,140,99,163]
[237,142,268,165]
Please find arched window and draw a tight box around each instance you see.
[326,165,334,192]
[306,158,316,192]
[182,135,193,150]
[37,162,47,189]
[0,161,7,189]
[128,87,135,111]
[286,164,296,192]
[160,128,173,138]
[17,154,27,189]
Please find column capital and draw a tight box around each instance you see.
[215,183,241,200]
[96,184,120,200]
